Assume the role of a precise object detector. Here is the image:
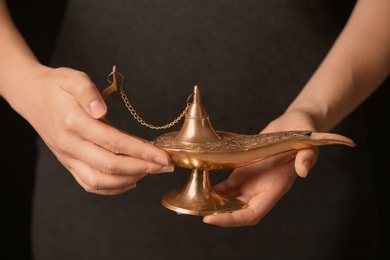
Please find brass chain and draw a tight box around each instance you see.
[116,81,191,130]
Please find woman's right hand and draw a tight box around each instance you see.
[14,66,174,195]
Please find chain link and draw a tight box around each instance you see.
[116,83,190,130]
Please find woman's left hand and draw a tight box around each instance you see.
[203,110,319,227]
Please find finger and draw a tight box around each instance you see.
[67,159,144,195]
[203,191,277,227]
[78,119,173,167]
[56,109,173,167]
[294,147,318,178]
[212,181,242,198]
[60,69,107,119]
[204,177,286,227]
[57,137,175,176]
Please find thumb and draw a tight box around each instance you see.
[88,98,108,119]
[294,147,319,178]
[62,69,108,119]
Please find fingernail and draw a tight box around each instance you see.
[158,164,175,173]
[203,217,211,223]
[301,160,311,178]
[124,183,137,191]
[90,100,107,118]
[154,156,169,166]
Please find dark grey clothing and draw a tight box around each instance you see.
[32,1,378,259]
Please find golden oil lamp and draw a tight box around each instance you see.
[102,66,356,216]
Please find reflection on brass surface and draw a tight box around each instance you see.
[102,66,356,216]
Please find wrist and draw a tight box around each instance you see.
[2,62,51,116]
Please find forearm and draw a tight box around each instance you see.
[286,0,390,132]
[0,0,46,107]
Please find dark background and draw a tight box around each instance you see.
[1,1,67,259]
[1,1,388,259]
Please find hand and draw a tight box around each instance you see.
[16,66,174,195]
[203,110,319,227]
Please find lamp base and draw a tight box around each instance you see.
[161,169,248,216]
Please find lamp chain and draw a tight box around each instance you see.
[117,82,191,130]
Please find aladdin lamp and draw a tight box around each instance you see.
[102,66,356,216]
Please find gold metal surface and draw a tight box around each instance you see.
[153,86,355,216]
[154,129,355,171]
[102,66,356,216]
[161,169,248,216]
